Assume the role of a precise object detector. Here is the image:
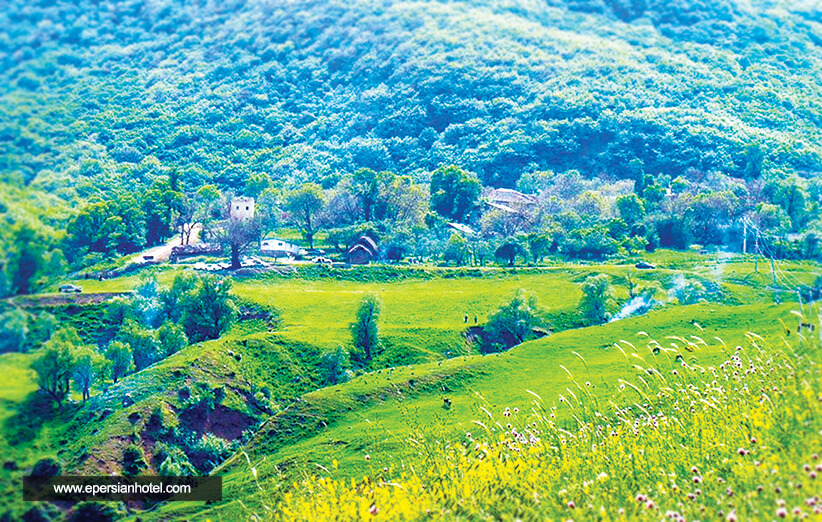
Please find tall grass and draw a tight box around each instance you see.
[266,331,822,520]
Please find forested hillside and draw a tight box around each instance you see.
[2,0,822,289]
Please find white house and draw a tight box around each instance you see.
[260,238,300,257]
[230,196,255,221]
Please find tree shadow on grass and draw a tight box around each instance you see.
[4,392,58,445]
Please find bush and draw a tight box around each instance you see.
[578,274,614,325]
[320,347,350,385]
[30,457,61,477]
[122,444,146,476]
[482,290,544,353]
[0,308,29,353]
[155,443,196,476]
[67,503,117,522]
[189,433,233,473]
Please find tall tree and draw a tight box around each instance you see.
[429,165,481,223]
[351,168,393,222]
[182,276,237,342]
[221,214,263,270]
[285,183,325,249]
[72,345,105,404]
[143,177,184,247]
[33,328,78,410]
[616,194,646,229]
[7,223,46,295]
[106,341,132,384]
[351,293,381,364]
[157,320,188,357]
[119,320,161,371]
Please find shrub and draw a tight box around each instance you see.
[122,444,146,476]
[30,457,61,477]
[578,274,614,325]
[320,347,350,385]
[0,308,29,353]
[482,290,544,353]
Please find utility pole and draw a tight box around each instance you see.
[754,228,759,272]
[798,289,804,318]
[770,255,779,304]
[743,219,747,254]
[818,304,822,345]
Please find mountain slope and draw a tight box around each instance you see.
[2,0,821,201]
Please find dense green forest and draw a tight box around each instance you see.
[2,0,822,293]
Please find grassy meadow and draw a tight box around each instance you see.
[2,253,821,521]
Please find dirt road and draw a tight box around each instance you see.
[128,224,202,264]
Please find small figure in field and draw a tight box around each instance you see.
[474,314,478,324]
[463,313,468,323]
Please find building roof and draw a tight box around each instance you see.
[447,223,477,236]
[485,201,517,213]
[348,235,378,256]
[486,188,537,206]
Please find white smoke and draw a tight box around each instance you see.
[610,294,655,322]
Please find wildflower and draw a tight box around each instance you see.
[636,494,647,502]
[691,466,698,474]
[646,500,656,510]
[692,475,702,484]
[805,464,812,472]
[513,407,519,413]
[757,485,764,492]
[567,501,575,509]
[793,507,802,516]
[369,503,378,515]
[737,448,747,456]
[814,454,819,460]
[365,454,370,461]
[726,487,733,497]
[776,507,788,518]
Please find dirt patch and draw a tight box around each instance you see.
[179,403,255,440]
[10,292,133,308]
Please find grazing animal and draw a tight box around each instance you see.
[798,322,816,333]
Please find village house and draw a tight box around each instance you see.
[260,238,301,258]
[484,188,537,213]
[230,196,255,221]
[347,235,379,265]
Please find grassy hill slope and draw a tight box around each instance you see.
[148,300,810,520]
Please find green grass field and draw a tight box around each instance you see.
[3,253,820,521]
